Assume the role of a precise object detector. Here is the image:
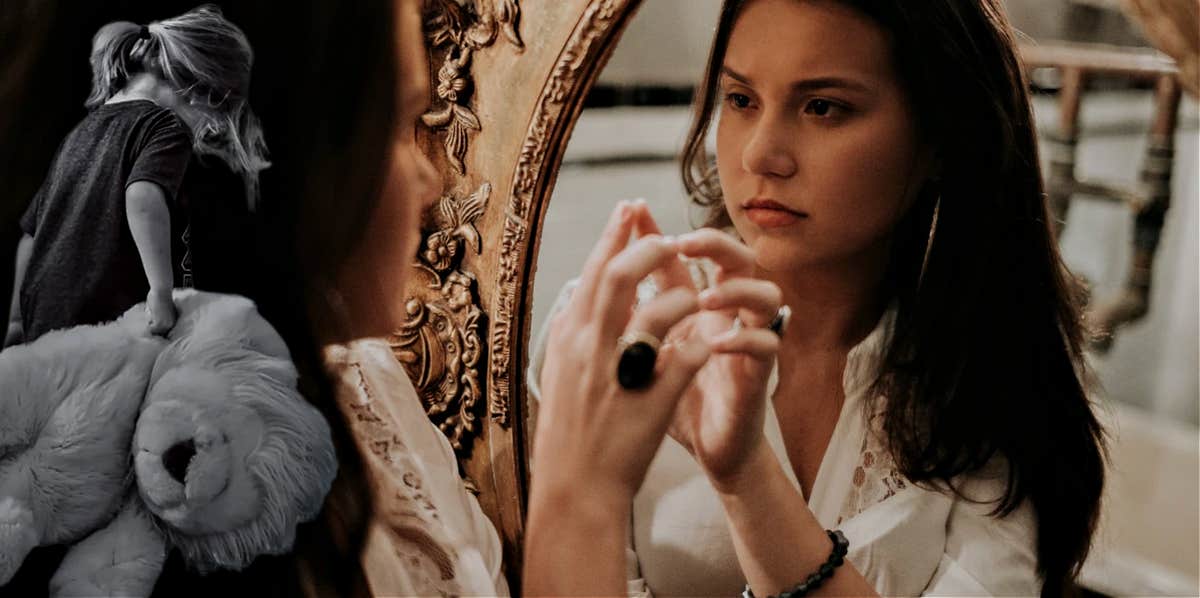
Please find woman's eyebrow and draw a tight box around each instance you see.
[721,65,872,94]
[720,66,753,85]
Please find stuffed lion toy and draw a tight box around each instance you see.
[0,290,337,596]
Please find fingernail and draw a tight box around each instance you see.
[698,288,717,306]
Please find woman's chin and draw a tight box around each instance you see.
[747,237,820,274]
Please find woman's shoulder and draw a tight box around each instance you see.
[845,428,1032,529]
[321,337,508,596]
[834,449,1039,595]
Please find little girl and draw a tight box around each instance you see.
[5,5,267,345]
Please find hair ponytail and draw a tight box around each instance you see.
[87,6,270,210]
[152,5,269,210]
[85,21,147,110]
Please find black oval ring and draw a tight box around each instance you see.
[616,340,658,390]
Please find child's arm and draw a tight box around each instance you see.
[5,234,33,347]
[126,181,176,335]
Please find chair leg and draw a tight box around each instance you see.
[1089,75,1181,352]
[1047,67,1085,236]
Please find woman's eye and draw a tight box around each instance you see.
[725,92,753,110]
[804,99,841,117]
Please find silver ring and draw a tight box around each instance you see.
[768,305,791,337]
[731,305,791,337]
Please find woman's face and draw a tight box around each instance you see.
[346,0,439,333]
[388,0,441,283]
[715,0,932,276]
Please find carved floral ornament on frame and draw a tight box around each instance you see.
[423,0,523,175]
[387,1,525,463]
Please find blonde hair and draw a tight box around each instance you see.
[88,5,269,209]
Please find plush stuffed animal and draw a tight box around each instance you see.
[0,290,337,596]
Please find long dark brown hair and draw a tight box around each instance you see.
[229,1,402,596]
[682,1,1107,596]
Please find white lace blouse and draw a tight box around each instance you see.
[528,280,1041,597]
[324,340,509,597]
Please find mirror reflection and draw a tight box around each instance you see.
[531,1,1198,596]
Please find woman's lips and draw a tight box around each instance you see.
[742,198,807,228]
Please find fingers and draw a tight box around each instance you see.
[146,296,177,337]
[676,228,756,283]
[699,278,782,328]
[629,201,693,292]
[573,201,635,316]
[594,235,683,340]
[624,287,699,342]
[147,316,174,336]
[710,327,780,362]
[651,336,710,399]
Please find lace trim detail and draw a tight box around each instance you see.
[333,357,462,587]
[836,417,908,525]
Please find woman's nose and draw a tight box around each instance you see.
[742,117,797,179]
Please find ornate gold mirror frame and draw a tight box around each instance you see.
[387,0,644,588]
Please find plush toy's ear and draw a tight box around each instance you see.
[168,290,290,358]
[149,290,292,390]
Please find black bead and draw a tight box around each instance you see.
[831,553,844,566]
[806,573,822,586]
[829,530,849,555]
[617,341,657,389]
[819,563,834,577]
[785,582,809,597]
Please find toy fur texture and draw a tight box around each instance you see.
[0,290,337,596]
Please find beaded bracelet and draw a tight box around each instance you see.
[740,529,850,598]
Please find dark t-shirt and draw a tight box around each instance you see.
[19,100,192,342]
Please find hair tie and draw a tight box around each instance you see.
[138,25,151,39]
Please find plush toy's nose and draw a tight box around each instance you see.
[162,439,197,483]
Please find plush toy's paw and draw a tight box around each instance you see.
[0,497,38,585]
[50,498,166,598]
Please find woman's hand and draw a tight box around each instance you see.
[525,201,711,597]
[633,209,783,492]
[532,200,711,503]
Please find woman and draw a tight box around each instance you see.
[526,0,1107,596]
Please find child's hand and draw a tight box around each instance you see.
[145,289,177,336]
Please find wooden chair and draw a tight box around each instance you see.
[1019,40,1183,351]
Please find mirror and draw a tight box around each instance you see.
[531,0,723,334]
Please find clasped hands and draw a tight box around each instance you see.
[534,199,786,510]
